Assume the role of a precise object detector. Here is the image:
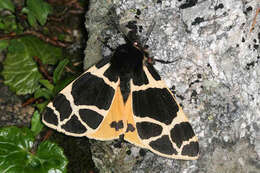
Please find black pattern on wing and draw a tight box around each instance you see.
[133,88,179,125]
[71,72,115,110]
[131,65,199,159]
[42,58,119,137]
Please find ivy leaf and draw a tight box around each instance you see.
[36,141,68,172]
[2,36,62,95]
[19,36,62,65]
[30,110,44,136]
[26,0,52,26]
[53,58,69,84]
[2,37,42,95]
[0,0,15,12]
[0,126,68,173]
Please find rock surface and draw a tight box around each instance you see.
[85,0,260,172]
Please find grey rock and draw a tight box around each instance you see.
[85,0,260,172]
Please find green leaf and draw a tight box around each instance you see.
[0,126,68,173]
[2,36,63,95]
[27,12,37,27]
[53,59,69,84]
[35,101,49,113]
[0,14,18,33]
[21,7,29,13]
[0,40,9,51]
[34,88,53,99]
[19,36,62,65]
[53,75,76,95]
[27,0,52,26]
[36,141,68,172]
[0,0,15,12]
[39,79,54,91]
[2,37,42,95]
[31,110,44,136]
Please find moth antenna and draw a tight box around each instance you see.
[105,5,157,50]
[106,6,134,45]
[141,20,156,47]
[146,56,179,65]
[154,58,179,64]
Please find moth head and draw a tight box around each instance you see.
[107,16,155,71]
[112,42,144,62]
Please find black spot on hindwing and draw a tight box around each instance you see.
[133,88,179,125]
[149,135,178,155]
[126,123,135,132]
[136,122,162,139]
[170,122,195,148]
[110,120,124,131]
[61,115,87,134]
[71,72,115,110]
[79,109,103,129]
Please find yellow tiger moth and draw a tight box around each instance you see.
[42,36,199,160]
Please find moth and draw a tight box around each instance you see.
[42,37,199,160]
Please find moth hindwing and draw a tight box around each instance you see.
[42,43,199,160]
